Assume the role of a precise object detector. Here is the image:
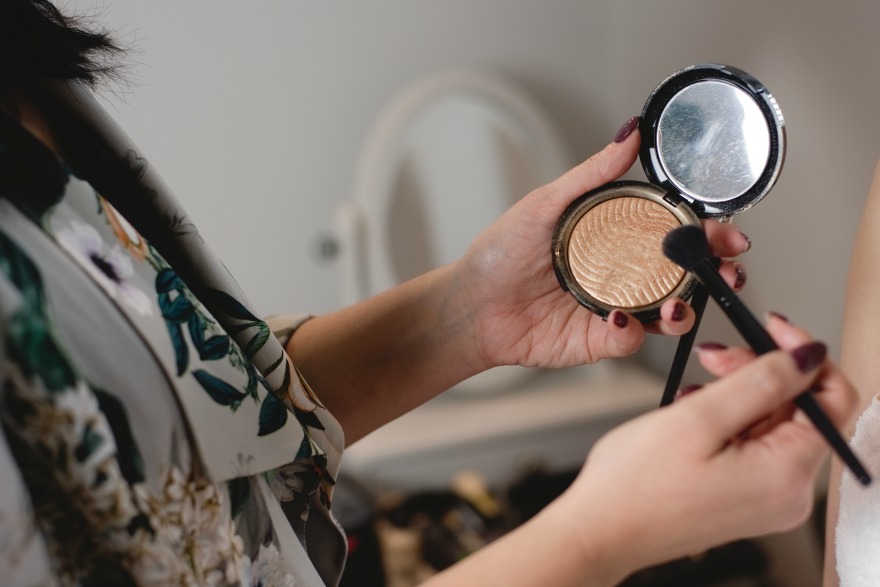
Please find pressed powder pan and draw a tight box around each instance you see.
[552,64,785,321]
[553,181,699,318]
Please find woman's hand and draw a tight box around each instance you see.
[561,316,857,579]
[291,117,751,444]
[423,316,858,587]
[453,117,751,370]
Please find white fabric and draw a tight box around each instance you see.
[836,396,880,586]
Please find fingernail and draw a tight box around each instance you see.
[694,341,727,352]
[674,383,703,400]
[612,311,629,328]
[790,342,827,373]
[740,231,752,253]
[767,311,789,323]
[614,116,640,143]
[671,301,687,322]
[733,263,746,290]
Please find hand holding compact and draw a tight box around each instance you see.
[453,125,750,371]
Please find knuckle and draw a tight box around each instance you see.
[744,359,791,402]
[575,151,614,186]
[778,489,814,530]
[841,380,860,415]
[761,472,814,530]
[767,448,820,525]
[591,158,616,186]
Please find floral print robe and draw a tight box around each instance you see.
[0,81,346,586]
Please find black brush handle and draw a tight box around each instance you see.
[692,259,871,486]
[660,283,709,407]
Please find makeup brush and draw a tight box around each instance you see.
[662,224,871,486]
[660,283,709,407]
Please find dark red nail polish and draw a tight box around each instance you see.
[733,264,746,290]
[671,301,686,322]
[695,342,727,351]
[740,232,752,252]
[791,342,827,373]
[612,311,629,328]
[614,116,640,143]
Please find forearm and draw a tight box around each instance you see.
[823,458,844,587]
[420,495,630,587]
[824,160,880,586]
[288,263,489,445]
[840,162,880,406]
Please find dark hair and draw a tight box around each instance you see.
[0,0,125,112]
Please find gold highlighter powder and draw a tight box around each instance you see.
[567,197,685,309]
[552,181,701,321]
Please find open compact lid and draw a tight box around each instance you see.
[638,64,786,218]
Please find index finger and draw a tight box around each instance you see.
[703,220,751,259]
[544,122,641,210]
[685,343,828,449]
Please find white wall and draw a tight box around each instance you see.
[67,0,880,373]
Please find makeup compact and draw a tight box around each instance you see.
[552,64,785,321]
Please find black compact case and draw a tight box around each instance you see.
[552,63,786,322]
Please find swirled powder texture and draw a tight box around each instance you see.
[568,197,685,308]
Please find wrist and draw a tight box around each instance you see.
[441,259,496,372]
[543,492,635,586]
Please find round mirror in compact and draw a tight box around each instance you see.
[552,64,785,321]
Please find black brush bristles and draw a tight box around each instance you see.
[662,225,711,272]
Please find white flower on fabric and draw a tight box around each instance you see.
[250,544,296,587]
[132,466,256,586]
[128,530,199,587]
[5,352,263,585]
[55,381,116,465]
[6,369,139,531]
[199,518,248,586]
[267,463,306,502]
[57,221,153,316]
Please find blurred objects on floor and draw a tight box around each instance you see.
[334,466,783,587]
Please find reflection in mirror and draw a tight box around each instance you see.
[657,80,770,203]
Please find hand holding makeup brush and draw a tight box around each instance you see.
[424,318,858,587]
[692,312,841,430]
[663,224,871,485]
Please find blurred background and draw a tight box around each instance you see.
[67,1,880,585]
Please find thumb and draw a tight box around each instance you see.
[544,117,641,208]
